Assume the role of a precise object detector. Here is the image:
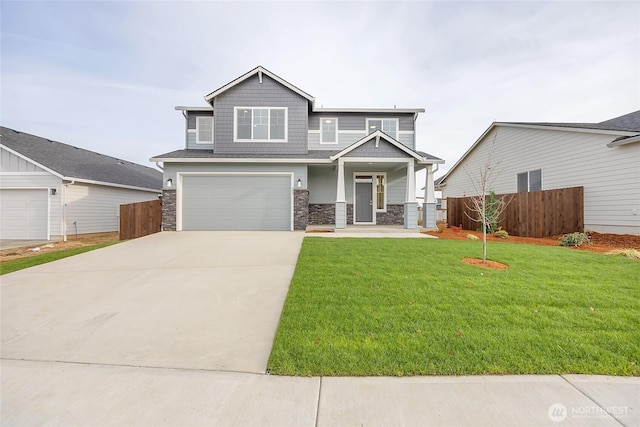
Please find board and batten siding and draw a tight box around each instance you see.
[1,147,63,237]
[213,74,308,155]
[65,183,159,234]
[308,165,407,205]
[442,125,640,235]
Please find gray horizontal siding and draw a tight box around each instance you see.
[186,131,214,150]
[163,162,308,190]
[213,74,308,155]
[308,113,415,131]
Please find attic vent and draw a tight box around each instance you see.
[117,160,126,165]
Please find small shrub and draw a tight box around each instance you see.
[559,232,590,247]
[494,228,509,239]
[467,234,479,241]
[606,249,640,260]
[436,223,446,233]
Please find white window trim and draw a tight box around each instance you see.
[516,169,543,192]
[366,118,399,139]
[320,117,338,145]
[195,116,214,145]
[233,106,288,143]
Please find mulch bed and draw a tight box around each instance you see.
[424,228,640,254]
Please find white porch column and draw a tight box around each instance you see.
[423,164,437,229]
[335,158,347,229]
[404,160,418,229]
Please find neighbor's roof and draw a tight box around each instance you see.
[1,126,162,191]
[506,110,640,133]
[436,110,640,189]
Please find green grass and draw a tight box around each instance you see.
[0,242,119,275]
[268,238,640,376]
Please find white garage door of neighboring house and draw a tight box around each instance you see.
[0,189,49,239]
[181,175,292,231]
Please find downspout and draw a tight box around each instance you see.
[155,162,164,171]
[62,179,75,241]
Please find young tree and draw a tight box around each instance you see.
[463,133,512,263]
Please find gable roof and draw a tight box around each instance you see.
[435,110,640,189]
[1,127,162,191]
[204,66,315,104]
[330,130,443,163]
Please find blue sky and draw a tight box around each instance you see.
[2,1,639,180]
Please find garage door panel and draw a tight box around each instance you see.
[182,175,291,231]
[0,189,48,239]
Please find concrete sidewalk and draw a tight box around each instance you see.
[2,359,637,426]
[2,231,637,426]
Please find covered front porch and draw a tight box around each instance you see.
[303,130,442,230]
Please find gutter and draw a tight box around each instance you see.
[62,180,75,242]
[607,134,640,148]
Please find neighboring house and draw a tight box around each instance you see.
[151,66,443,231]
[0,127,163,240]
[436,111,640,235]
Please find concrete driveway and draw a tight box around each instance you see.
[1,231,305,374]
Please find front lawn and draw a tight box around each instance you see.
[0,242,119,275]
[268,238,639,376]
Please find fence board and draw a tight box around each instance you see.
[446,187,583,238]
[119,199,162,240]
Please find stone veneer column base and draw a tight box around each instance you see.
[376,204,404,225]
[162,189,176,231]
[293,189,309,231]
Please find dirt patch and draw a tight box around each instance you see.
[0,232,119,263]
[461,258,509,270]
[424,227,640,254]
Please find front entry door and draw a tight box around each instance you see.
[355,180,373,223]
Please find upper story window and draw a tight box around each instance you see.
[196,116,213,144]
[321,118,338,144]
[234,107,288,142]
[517,169,542,192]
[367,118,398,139]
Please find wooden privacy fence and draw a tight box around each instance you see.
[447,187,583,238]
[119,199,162,240]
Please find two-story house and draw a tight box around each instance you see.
[151,66,443,231]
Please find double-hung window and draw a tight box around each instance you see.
[367,118,398,139]
[321,118,338,144]
[234,107,287,142]
[517,169,542,192]
[196,116,213,144]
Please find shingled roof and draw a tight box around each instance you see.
[505,110,640,133]
[1,126,162,191]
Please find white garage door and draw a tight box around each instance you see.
[182,175,292,231]
[0,189,49,239]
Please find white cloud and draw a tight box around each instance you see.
[1,1,638,176]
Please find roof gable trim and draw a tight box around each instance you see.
[204,66,315,103]
[330,130,424,161]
